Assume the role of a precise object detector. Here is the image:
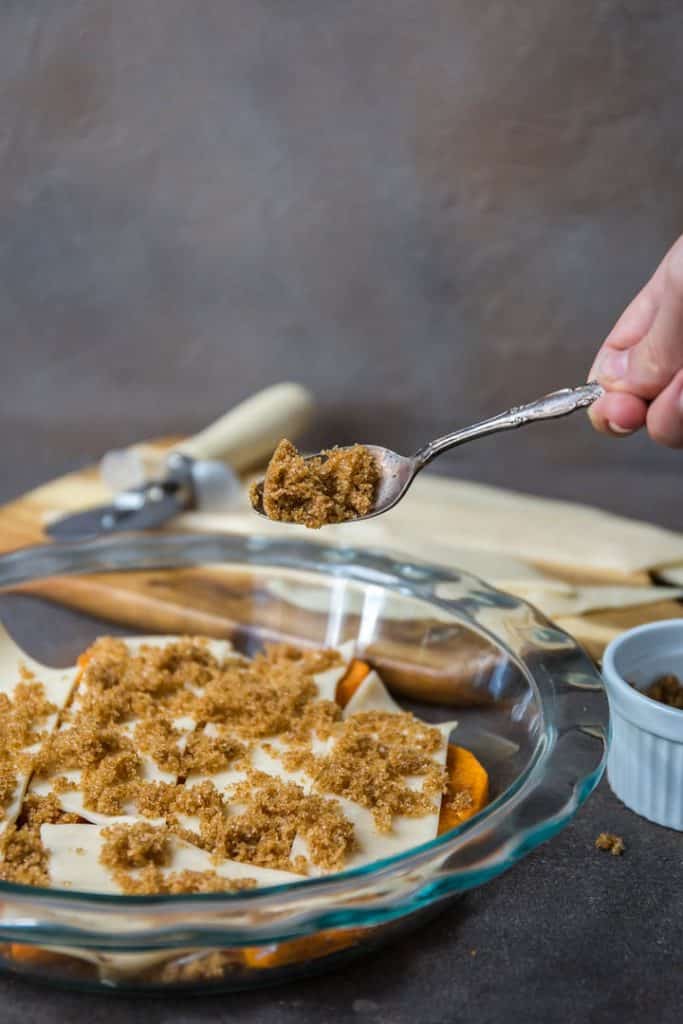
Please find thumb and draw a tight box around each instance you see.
[597,242,683,400]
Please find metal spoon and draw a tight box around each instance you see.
[251,382,604,524]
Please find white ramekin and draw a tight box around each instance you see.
[602,619,683,830]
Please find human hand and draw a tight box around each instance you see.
[588,235,683,447]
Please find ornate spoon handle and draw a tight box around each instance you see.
[415,383,604,466]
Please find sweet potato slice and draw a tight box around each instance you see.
[241,928,364,969]
[8,944,50,964]
[335,659,371,707]
[8,944,76,968]
[438,744,489,833]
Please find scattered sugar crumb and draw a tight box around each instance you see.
[595,832,625,856]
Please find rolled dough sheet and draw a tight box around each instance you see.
[504,581,683,618]
[179,473,683,576]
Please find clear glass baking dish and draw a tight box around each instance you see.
[0,532,608,993]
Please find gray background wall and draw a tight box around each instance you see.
[1,0,682,526]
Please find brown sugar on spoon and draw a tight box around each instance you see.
[252,439,379,529]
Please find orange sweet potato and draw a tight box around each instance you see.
[241,928,364,969]
[438,743,489,833]
[9,944,64,966]
[335,659,371,707]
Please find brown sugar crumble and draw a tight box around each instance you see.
[638,673,683,709]
[0,634,455,896]
[251,438,379,528]
[0,675,58,821]
[224,772,355,872]
[0,794,81,887]
[311,711,446,833]
[440,788,474,817]
[100,821,171,870]
[595,832,625,856]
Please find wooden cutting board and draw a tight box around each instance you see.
[0,439,680,665]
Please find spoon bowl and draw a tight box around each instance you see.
[250,445,418,523]
[251,383,604,526]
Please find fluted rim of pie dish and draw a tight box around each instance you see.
[0,532,608,950]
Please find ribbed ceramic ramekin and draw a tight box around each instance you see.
[602,619,683,830]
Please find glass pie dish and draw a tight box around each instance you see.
[0,532,608,993]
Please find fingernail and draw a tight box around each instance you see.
[599,349,629,381]
[607,421,633,435]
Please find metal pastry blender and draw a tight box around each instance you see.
[251,382,604,524]
[47,383,314,540]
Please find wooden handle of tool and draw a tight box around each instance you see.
[173,383,314,470]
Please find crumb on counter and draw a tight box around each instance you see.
[595,832,625,856]
[251,438,379,529]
